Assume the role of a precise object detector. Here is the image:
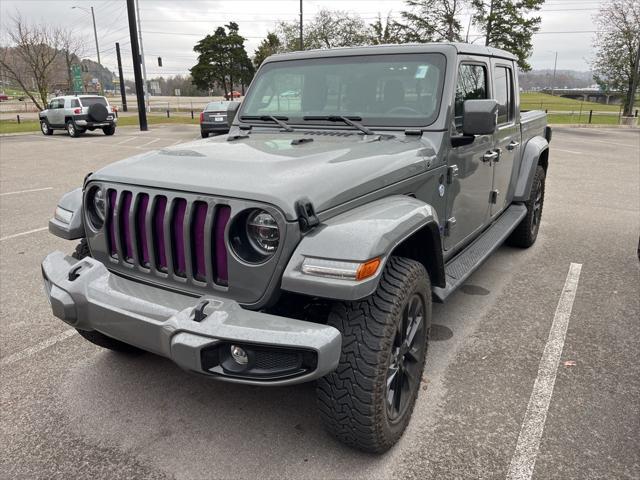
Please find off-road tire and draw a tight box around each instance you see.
[508,165,546,248]
[66,119,82,138]
[201,131,209,138]
[317,256,431,453]
[40,120,53,135]
[76,329,143,354]
[88,103,108,122]
[72,239,90,260]
[103,124,116,136]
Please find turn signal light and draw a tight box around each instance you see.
[356,257,381,281]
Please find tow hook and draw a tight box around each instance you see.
[68,265,82,281]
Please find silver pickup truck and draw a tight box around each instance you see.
[42,43,550,453]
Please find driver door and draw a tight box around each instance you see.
[444,61,495,251]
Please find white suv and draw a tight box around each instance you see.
[39,95,117,137]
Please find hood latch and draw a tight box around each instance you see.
[295,198,320,233]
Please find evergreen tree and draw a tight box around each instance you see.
[253,33,284,69]
[471,0,544,71]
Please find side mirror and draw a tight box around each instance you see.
[227,102,240,127]
[462,99,498,136]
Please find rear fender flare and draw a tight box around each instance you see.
[513,136,548,202]
[281,195,442,301]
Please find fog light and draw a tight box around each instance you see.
[230,345,248,365]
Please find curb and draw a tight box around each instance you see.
[548,123,639,129]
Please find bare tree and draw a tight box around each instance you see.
[60,30,86,92]
[398,0,466,43]
[0,14,75,110]
[592,0,640,116]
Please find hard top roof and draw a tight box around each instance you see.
[265,42,517,63]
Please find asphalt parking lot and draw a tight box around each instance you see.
[1,125,638,479]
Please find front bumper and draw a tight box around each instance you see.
[42,251,341,386]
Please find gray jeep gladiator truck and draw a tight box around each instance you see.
[42,43,550,452]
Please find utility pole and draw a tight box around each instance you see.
[299,0,303,50]
[115,42,128,112]
[126,0,147,130]
[551,51,558,97]
[135,0,149,109]
[484,0,494,46]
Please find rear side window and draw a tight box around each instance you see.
[71,99,80,108]
[494,66,514,124]
[80,97,107,107]
[455,64,487,129]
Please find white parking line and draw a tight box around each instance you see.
[0,226,48,241]
[0,187,53,196]
[506,262,583,480]
[554,148,582,155]
[137,138,161,148]
[0,329,77,366]
[116,136,137,144]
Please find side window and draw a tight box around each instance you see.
[494,66,514,124]
[55,99,64,109]
[454,64,487,129]
[71,99,80,108]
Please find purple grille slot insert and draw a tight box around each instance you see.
[172,199,187,275]
[153,196,167,270]
[120,191,133,261]
[214,205,231,285]
[136,194,150,265]
[191,201,208,280]
[107,190,117,256]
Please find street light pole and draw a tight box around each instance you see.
[551,51,558,97]
[126,0,148,131]
[135,0,149,110]
[72,6,100,65]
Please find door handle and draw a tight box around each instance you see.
[482,150,500,163]
[507,140,520,151]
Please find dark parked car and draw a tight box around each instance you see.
[199,101,240,138]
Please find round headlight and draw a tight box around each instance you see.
[246,210,279,255]
[86,186,106,230]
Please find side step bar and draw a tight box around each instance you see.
[432,204,527,302]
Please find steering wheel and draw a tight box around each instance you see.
[386,106,422,115]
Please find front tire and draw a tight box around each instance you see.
[317,256,431,453]
[40,120,53,135]
[508,165,546,248]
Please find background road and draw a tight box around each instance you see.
[1,126,638,479]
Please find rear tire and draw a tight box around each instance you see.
[508,165,546,248]
[103,124,116,136]
[317,256,431,453]
[66,119,81,137]
[76,329,143,354]
[201,130,209,138]
[40,120,53,135]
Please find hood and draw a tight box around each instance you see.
[92,130,442,220]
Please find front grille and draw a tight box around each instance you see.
[105,187,231,287]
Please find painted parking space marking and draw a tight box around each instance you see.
[554,148,582,155]
[137,138,161,148]
[116,136,137,144]
[506,262,583,480]
[0,187,53,196]
[0,329,77,366]
[0,226,48,241]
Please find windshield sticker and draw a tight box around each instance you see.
[415,65,429,79]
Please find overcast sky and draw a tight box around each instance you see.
[1,0,604,80]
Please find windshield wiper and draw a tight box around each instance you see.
[303,115,374,136]
[240,115,293,132]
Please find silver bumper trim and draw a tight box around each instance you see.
[41,251,341,385]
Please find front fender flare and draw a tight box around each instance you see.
[48,187,84,240]
[513,136,548,202]
[281,195,441,301]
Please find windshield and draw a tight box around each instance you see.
[80,97,107,107]
[241,53,446,128]
[205,101,231,111]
